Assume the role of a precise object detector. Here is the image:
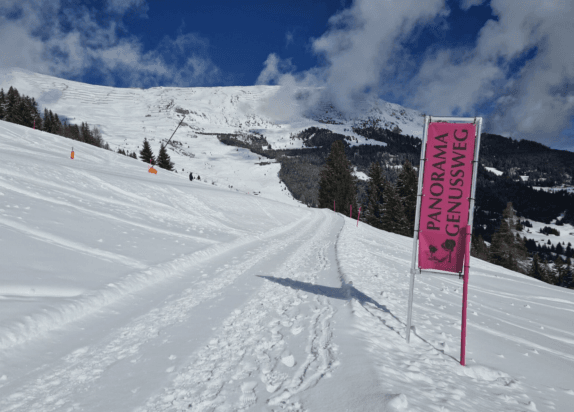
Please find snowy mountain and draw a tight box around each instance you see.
[1,117,573,411]
[0,68,423,206]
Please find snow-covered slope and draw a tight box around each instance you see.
[0,68,423,206]
[1,120,573,411]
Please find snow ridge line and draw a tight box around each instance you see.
[331,214,350,288]
[0,216,146,269]
[0,173,228,241]
[0,212,314,351]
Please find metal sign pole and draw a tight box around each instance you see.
[406,116,482,344]
[460,117,482,364]
[406,115,430,343]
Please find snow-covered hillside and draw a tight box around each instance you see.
[1,119,573,411]
[0,68,423,206]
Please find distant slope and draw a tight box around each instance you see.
[0,68,423,206]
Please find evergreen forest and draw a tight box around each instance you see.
[0,86,109,149]
[218,125,574,289]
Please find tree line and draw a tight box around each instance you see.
[318,140,573,289]
[139,138,174,171]
[0,86,108,149]
[317,140,418,237]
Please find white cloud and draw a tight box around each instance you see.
[285,31,294,48]
[106,0,148,16]
[257,0,574,146]
[409,0,574,144]
[459,0,486,11]
[256,54,295,86]
[405,49,503,116]
[0,0,221,88]
[257,0,446,118]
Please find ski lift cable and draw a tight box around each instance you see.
[163,115,186,149]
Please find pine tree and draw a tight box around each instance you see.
[489,202,528,271]
[489,215,513,268]
[92,127,104,147]
[156,144,174,170]
[0,88,5,120]
[4,86,20,124]
[17,98,33,127]
[80,122,93,144]
[30,97,41,127]
[48,111,57,134]
[527,253,544,281]
[318,140,358,217]
[139,138,155,165]
[540,257,556,284]
[471,233,489,260]
[68,124,81,141]
[554,256,567,286]
[43,108,52,133]
[380,177,407,235]
[564,257,573,288]
[396,159,418,236]
[364,161,384,229]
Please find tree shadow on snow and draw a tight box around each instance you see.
[257,275,381,306]
[257,275,459,361]
[256,275,405,329]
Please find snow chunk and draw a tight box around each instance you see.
[281,355,295,368]
[484,167,503,176]
[459,365,511,383]
[386,393,408,410]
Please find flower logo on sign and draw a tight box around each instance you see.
[427,239,456,263]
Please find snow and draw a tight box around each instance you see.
[353,167,369,181]
[0,68,573,411]
[1,120,573,411]
[484,166,504,176]
[533,186,574,194]
[518,218,574,254]
[0,68,421,208]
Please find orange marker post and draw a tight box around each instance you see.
[148,158,157,174]
[70,148,75,159]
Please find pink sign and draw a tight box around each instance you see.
[418,123,476,273]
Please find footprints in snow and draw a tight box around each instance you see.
[143,222,338,411]
[239,381,257,408]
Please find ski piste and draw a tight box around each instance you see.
[1,119,573,411]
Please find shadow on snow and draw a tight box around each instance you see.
[257,275,459,362]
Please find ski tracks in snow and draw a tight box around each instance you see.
[337,219,543,412]
[143,212,340,412]
[0,211,341,412]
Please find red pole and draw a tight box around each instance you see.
[357,206,361,227]
[350,205,352,218]
[460,225,471,366]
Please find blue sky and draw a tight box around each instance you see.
[1,0,574,151]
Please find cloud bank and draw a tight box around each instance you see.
[257,0,574,149]
[0,0,221,88]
